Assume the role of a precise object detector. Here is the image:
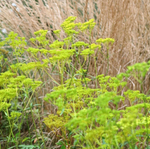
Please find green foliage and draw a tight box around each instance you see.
[0,70,42,147]
[0,16,150,148]
[0,32,44,148]
[42,16,150,148]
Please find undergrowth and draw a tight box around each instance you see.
[0,16,150,149]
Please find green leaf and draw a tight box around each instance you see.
[18,144,39,149]
[56,141,64,145]
[60,145,66,149]
[22,137,30,143]
[60,108,65,116]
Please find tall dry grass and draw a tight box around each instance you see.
[0,0,150,94]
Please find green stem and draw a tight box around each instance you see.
[43,67,60,86]
[94,56,98,88]
[58,60,64,85]
[85,30,92,78]
[30,105,40,147]
[106,47,109,76]
[37,114,46,149]
[6,109,14,138]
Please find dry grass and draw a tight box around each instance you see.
[0,0,150,95]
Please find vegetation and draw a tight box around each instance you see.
[0,0,150,149]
